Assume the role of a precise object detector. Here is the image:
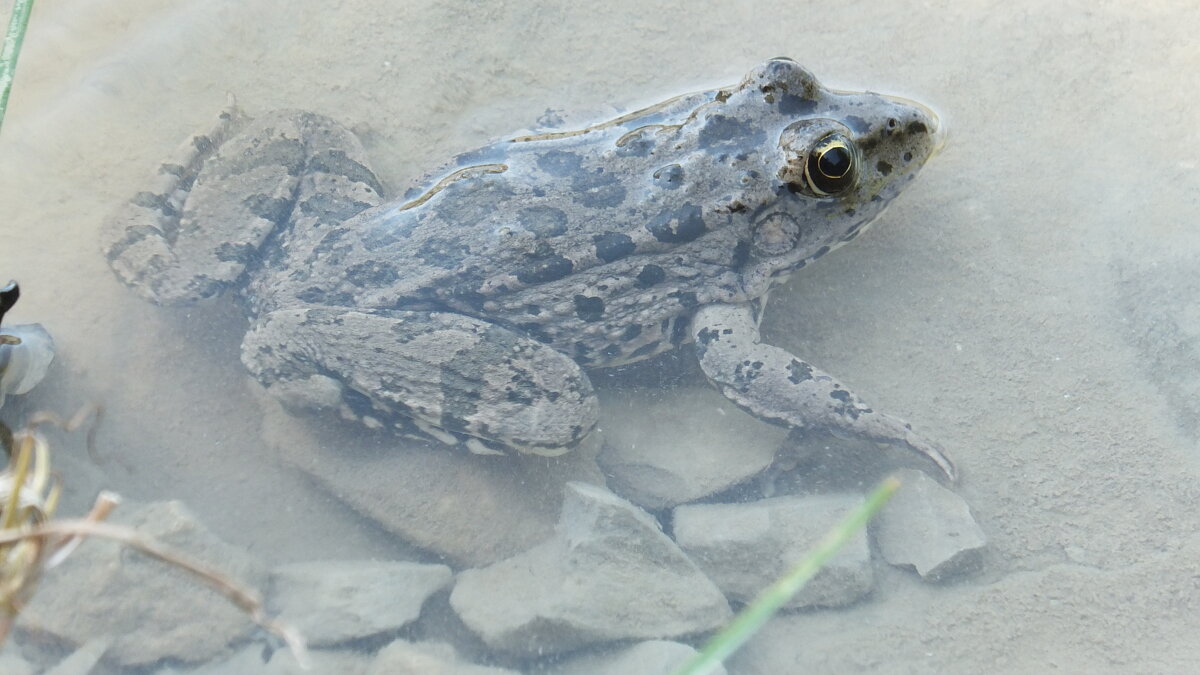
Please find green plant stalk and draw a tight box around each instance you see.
[673,476,901,675]
[0,0,35,136]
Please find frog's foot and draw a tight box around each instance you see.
[690,303,956,482]
[241,307,599,456]
[103,101,384,304]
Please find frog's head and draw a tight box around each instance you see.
[736,58,943,293]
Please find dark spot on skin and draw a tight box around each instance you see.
[574,295,605,322]
[696,327,720,345]
[131,191,176,218]
[830,389,851,402]
[844,115,871,133]
[516,322,554,344]
[648,204,706,243]
[299,193,376,223]
[812,245,830,260]
[698,115,752,149]
[669,291,699,309]
[439,282,488,309]
[516,205,566,236]
[733,359,764,390]
[903,152,913,162]
[516,255,574,284]
[787,359,813,383]
[537,150,582,176]
[417,237,471,270]
[573,342,594,366]
[214,242,257,265]
[906,121,928,135]
[593,232,636,263]
[621,324,642,341]
[504,374,539,406]
[731,240,751,270]
[876,160,892,176]
[243,194,293,224]
[573,170,627,209]
[860,137,879,153]
[669,316,691,345]
[525,304,541,315]
[345,260,399,287]
[296,287,354,306]
[778,93,818,115]
[636,264,666,287]
[216,137,307,178]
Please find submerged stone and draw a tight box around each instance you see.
[449,482,731,656]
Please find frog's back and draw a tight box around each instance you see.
[254,88,765,362]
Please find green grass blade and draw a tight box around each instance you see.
[673,476,901,675]
[0,0,36,136]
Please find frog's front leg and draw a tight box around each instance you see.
[691,303,956,481]
[103,103,384,304]
[241,307,599,456]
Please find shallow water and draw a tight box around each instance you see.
[2,0,1200,672]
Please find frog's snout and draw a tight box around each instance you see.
[925,106,947,157]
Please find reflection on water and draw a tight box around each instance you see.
[1,1,1200,672]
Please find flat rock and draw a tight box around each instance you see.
[597,387,786,509]
[449,482,732,656]
[673,493,873,609]
[20,500,265,668]
[258,391,606,567]
[873,469,987,580]
[554,640,725,675]
[269,560,452,646]
[367,640,519,675]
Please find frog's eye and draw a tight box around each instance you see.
[804,133,858,196]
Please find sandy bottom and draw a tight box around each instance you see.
[2,0,1199,672]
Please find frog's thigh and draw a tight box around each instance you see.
[241,308,598,453]
[690,303,956,481]
[103,106,383,304]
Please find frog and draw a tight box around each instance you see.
[103,58,955,481]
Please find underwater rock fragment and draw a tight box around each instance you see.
[596,386,785,509]
[448,482,731,656]
[873,468,987,580]
[269,560,452,647]
[19,501,264,668]
[673,493,873,609]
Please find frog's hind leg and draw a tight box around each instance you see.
[240,307,599,456]
[690,302,957,482]
[103,101,384,304]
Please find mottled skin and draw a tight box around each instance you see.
[104,58,954,479]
